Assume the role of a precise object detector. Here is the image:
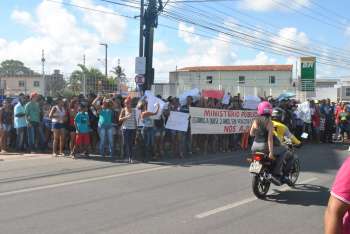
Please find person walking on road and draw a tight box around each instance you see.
[325,157,350,234]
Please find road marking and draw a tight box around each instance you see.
[195,177,318,219]
[0,166,172,197]
[0,154,233,197]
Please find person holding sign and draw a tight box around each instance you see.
[137,99,160,162]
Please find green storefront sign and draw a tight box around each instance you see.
[300,57,316,92]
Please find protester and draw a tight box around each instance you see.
[0,98,13,152]
[179,96,193,158]
[25,92,44,152]
[0,89,347,167]
[119,96,137,163]
[49,98,67,156]
[13,94,27,152]
[74,103,90,158]
[68,99,78,155]
[137,99,160,162]
[93,97,115,159]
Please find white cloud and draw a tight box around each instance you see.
[11,10,34,27]
[271,27,309,52]
[1,0,128,76]
[239,0,310,12]
[346,27,350,37]
[71,0,127,43]
[154,41,171,54]
[178,22,199,44]
[235,52,276,65]
[153,22,277,82]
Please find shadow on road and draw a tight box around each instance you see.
[266,184,330,207]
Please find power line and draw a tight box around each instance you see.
[162,4,350,66]
[161,8,350,69]
[46,0,350,71]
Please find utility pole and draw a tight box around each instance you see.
[41,49,46,96]
[100,43,108,78]
[143,0,163,91]
[139,0,145,57]
[83,54,86,96]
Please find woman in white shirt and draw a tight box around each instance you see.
[49,98,67,156]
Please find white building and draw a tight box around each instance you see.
[0,70,65,96]
[157,65,295,98]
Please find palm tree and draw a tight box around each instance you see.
[111,59,127,92]
[68,64,105,95]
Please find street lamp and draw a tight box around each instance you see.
[99,43,108,78]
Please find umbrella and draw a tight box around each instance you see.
[277,92,296,101]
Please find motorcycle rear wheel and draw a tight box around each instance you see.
[288,159,300,187]
[252,174,270,199]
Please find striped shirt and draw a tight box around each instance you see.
[122,108,137,130]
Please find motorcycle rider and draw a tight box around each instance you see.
[272,107,301,146]
[271,107,301,179]
[250,101,287,184]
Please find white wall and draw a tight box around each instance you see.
[170,70,293,97]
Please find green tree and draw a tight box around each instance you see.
[68,64,107,95]
[111,59,127,91]
[0,60,36,76]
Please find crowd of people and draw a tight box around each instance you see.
[0,91,347,163]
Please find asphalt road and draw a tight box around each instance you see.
[0,143,348,234]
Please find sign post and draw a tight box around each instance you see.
[300,57,316,92]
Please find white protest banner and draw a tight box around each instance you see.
[190,107,257,134]
[243,96,260,110]
[179,88,200,106]
[144,90,166,119]
[165,111,189,132]
[222,93,231,105]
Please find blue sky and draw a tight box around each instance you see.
[0,0,349,83]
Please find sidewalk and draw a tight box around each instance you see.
[0,152,52,161]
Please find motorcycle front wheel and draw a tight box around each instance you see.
[252,174,270,199]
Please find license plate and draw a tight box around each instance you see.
[249,161,263,173]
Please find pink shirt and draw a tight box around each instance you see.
[331,157,350,234]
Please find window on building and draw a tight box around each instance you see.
[269,76,276,84]
[206,76,213,84]
[18,80,25,87]
[346,88,350,97]
[34,81,40,87]
[238,76,245,84]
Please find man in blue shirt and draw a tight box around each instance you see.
[14,94,27,152]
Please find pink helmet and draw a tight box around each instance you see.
[257,101,273,116]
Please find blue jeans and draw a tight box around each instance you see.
[122,129,136,160]
[27,122,44,151]
[16,127,26,151]
[141,127,155,161]
[98,125,114,157]
[180,131,192,155]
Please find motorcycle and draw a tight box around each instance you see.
[248,140,301,199]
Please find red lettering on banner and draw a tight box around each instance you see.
[224,125,236,133]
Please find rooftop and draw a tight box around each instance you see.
[176,65,293,72]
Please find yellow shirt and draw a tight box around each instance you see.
[272,120,301,145]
